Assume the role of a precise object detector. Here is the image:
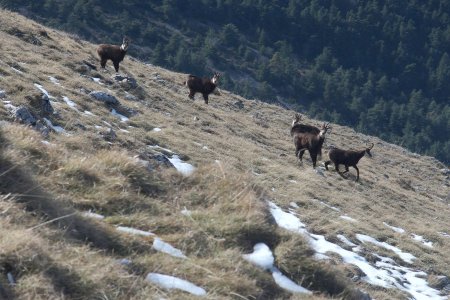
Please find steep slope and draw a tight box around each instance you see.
[0,10,449,300]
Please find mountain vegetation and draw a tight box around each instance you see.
[0,8,449,299]
[2,0,449,164]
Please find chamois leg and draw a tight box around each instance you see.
[342,165,349,174]
[298,149,306,163]
[100,59,107,69]
[310,152,318,168]
[354,166,360,181]
[113,61,120,73]
[202,93,209,105]
[324,160,331,170]
[188,90,195,100]
[335,163,346,178]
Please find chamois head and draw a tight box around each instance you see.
[292,113,301,127]
[319,122,331,137]
[211,72,221,84]
[365,143,374,157]
[120,36,130,51]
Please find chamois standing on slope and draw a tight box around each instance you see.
[324,143,374,181]
[97,37,130,73]
[291,113,331,168]
[184,73,221,104]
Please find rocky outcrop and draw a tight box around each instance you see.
[89,91,119,105]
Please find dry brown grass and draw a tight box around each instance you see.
[0,9,448,300]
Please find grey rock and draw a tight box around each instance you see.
[234,100,244,109]
[89,91,119,105]
[138,149,175,172]
[124,93,137,101]
[112,74,137,88]
[100,128,117,142]
[35,120,50,138]
[430,275,450,290]
[14,106,36,125]
[0,90,6,99]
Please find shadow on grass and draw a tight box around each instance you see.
[0,131,137,256]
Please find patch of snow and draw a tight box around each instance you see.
[289,180,298,183]
[269,202,445,300]
[148,145,174,154]
[11,67,23,74]
[313,253,330,260]
[272,269,312,294]
[356,234,416,263]
[202,146,209,150]
[340,215,357,222]
[91,77,103,84]
[152,238,187,259]
[102,121,112,127]
[41,140,53,146]
[243,243,274,270]
[314,199,340,212]
[181,207,191,216]
[48,76,60,85]
[383,222,405,233]
[167,155,195,176]
[146,273,206,296]
[290,202,299,209]
[83,111,95,117]
[119,129,130,133]
[7,272,15,285]
[34,83,53,99]
[116,226,154,237]
[4,103,17,112]
[111,109,129,122]
[337,234,357,247]
[438,232,450,238]
[268,202,308,234]
[118,258,132,266]
[82,211,105,220]
[62,96,80,112]
[152,127,162,132]
[43,118,66,134]
[411,234,433,248]
[243,243,311,294]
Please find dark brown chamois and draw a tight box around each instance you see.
[324,143,374,181]
[291,114,331,168]
[97,37,130,73]
[184,73,220,104]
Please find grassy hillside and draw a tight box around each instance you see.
[0,10,449,300]
[2,0,450,164]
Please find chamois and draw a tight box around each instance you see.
[324,143,374,181]
[97,37,130,73]
[184,73,220,104]
[291,114,331,168]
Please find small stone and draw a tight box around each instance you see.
[234,100,244,109]
[0,90,6,99]
[100,128,117,142]
[35,120,50,138]
[14,106,37,125]
[89,91,119,105]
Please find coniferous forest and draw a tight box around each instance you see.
[1,0,449,164]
